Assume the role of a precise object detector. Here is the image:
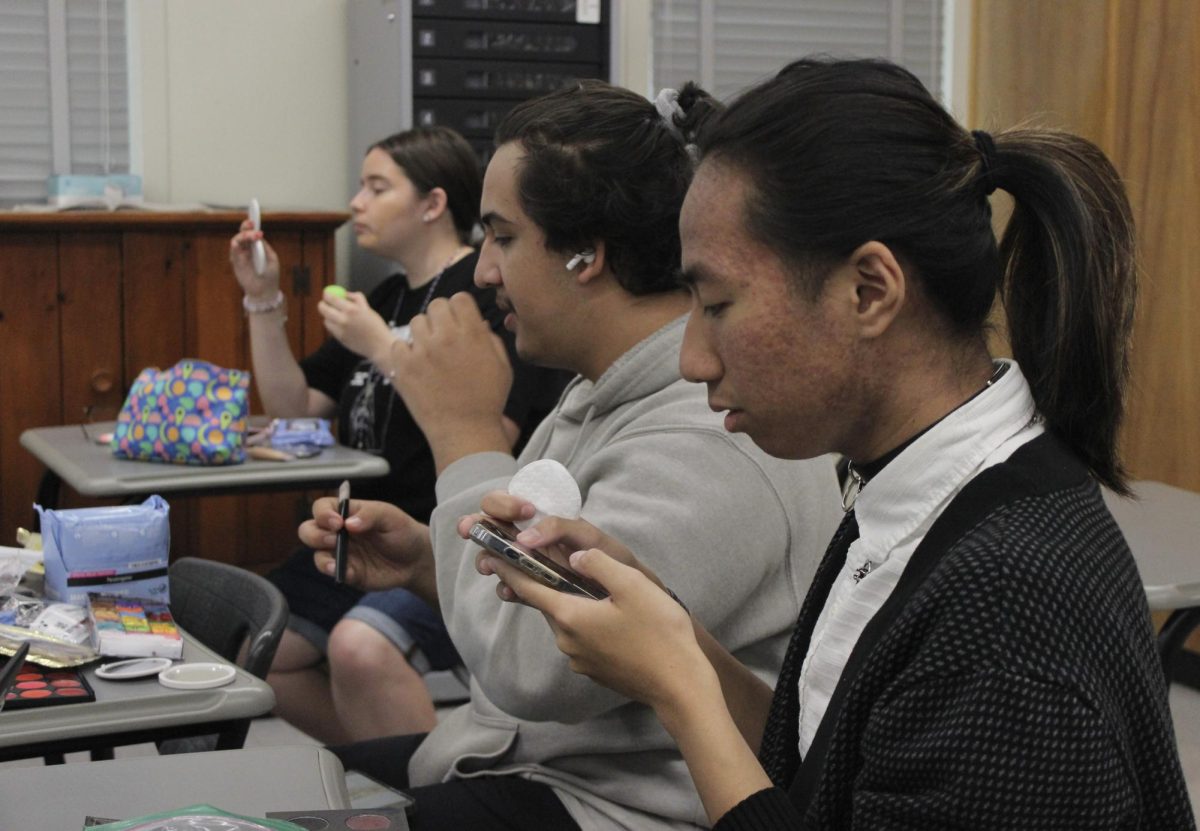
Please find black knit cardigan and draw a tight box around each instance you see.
[716,433,1196,831]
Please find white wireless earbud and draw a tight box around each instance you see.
[565,249,596,271]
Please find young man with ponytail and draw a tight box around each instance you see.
[480,58,1196,829]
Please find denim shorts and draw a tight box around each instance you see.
[342,588,462,672]
[269,547,460,672]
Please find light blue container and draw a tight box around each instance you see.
[36,495,171,607]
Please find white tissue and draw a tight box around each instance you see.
[507,459,582,531]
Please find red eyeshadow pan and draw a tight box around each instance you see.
[345,816,392,830]
[0,660,95,710]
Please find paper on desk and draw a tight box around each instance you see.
[0,622,98,667]
[0,545,43,570]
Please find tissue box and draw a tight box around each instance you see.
[35,496,171,607]
[46,174,143,207]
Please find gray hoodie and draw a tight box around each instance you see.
[412,316,842,830]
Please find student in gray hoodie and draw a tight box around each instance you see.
[299,80,842,831]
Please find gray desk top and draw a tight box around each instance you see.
[0,746,351,829]
[1104,480,1200,610]
[0,628,274,751]
[20,422,388,498]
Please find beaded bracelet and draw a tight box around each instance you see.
[242,290,285,314]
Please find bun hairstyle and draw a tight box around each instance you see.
[371,126,482,244]
[494,79,720,296]
[697,57,1137,494]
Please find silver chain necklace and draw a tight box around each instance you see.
[347,251,463,453]
[847,360,1008,583]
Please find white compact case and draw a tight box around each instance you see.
[158,662,237,690]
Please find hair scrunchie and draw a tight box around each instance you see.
[654,87,686,141]
[971,129,1000,195]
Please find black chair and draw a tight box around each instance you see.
[157,556,288,753]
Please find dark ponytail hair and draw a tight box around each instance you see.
[697,57,1136,494]
[993,130,1136,494]
[371,126,482,244]
[494,79,721,295]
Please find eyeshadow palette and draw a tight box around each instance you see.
[266,808,410,830]
[1,656,95,709]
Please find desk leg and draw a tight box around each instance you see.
[214,721,251,751]
[32,469,63,528]
[1159,608,1200,684]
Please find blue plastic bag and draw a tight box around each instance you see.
[36,496,171,607]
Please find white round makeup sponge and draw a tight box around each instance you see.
[507,459,582,531]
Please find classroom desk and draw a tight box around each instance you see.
[21,421,389,509]
[0,746,353,829]
[0,628,274,762]
[1104,480,1200,684]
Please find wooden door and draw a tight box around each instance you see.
[973,0,1200,492]
[0,234,63,538]
[0,211,346,571]
[177,223,342,571]
[973,0,1200,661]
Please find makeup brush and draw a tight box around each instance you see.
[335,479,350,584]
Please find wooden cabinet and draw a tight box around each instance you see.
[0,210,347,571]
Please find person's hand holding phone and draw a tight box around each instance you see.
[479,541,715,719]
[468,518,609,599]
[461,490,664,592]
[229,218,281,299]
[302,496,437,605]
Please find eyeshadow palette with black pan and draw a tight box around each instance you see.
[267,808,410,830]
[1,658,95,709]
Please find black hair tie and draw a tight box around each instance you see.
[971,129,1000,195]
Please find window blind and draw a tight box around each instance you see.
[653,0,944,103]
[0,0,130,205]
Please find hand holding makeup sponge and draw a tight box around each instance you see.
[507,459,582,531]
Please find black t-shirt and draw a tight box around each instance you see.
[300,250,570,521]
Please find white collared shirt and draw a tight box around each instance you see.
[797,360,1045,756]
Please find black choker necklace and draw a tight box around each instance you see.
[842,361,1008,513]
[845,360,1009,582]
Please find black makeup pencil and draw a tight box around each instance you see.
[335,479,350,584]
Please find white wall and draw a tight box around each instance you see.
[124,0,958,274]
[132,0,349,214]
[614,0,653,96]
[128,0,642,282]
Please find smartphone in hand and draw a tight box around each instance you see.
[469,519,609,600]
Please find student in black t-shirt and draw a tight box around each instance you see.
[230,126,567,745]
